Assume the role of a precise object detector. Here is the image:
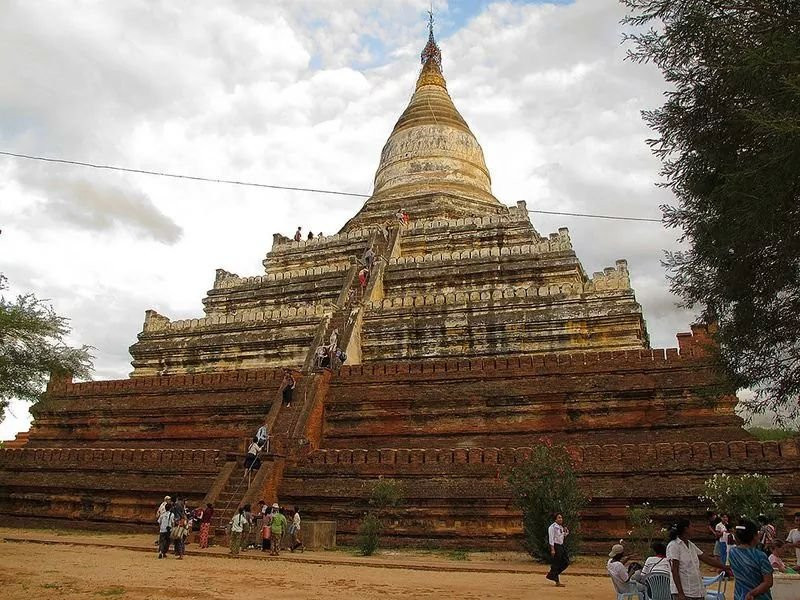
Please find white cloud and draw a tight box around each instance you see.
[1,0,718,439]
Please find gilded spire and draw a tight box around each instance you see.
[420,9,441,70]
[417,9,446,89]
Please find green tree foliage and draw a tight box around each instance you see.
[700,473,780,522]
[507,444,586,561]
[0,275,93,420]
[621,2,800,422]
[357,478,405,556]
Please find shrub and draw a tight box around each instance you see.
[508,444,586,561]
[700,473,780,523]
[356,513,381,556]
[626,503,661,558]
[369,478,404,510]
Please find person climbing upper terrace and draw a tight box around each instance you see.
[280,369,296,407]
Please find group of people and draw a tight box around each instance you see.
[548,511,800,599]
[293,227,323,242]
[155,495,215,559]
[314,327,347,370]
[229,502,303,556]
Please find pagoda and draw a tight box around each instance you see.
[1,24,797,550]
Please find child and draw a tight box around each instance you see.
[769,540,798,574]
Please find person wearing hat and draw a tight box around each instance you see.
[606,543,645,596]
[269,503,288,555]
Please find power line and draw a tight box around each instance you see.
[528,209,661,223]
[0,150,662,223]
[0,151,370,199]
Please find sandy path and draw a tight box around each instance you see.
[0,538,614,599]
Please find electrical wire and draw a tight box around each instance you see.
[0,150,663,223]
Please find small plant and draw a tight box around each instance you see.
[446,549,469,561]
[369,478,404,510]
[626,503,660,558]
[356,513,381,556]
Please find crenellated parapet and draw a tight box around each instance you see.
[213,263,351,290]
[388,233,572,265]
[139,304,330,333]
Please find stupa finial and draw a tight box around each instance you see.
[420,7,442,70]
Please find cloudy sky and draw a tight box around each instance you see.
[1,0,711,439]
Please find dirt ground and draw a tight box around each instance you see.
[0,527,615,599]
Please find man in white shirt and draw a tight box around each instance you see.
[157,503,175,559]
[786,511,800,568]
[545,513,570,586]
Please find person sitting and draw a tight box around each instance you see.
[320,346,331,369]
[307,231,314,240]
[244,436,262,472]
[769,540,798,574]
[606,543,645,596]
[637,541,671,579]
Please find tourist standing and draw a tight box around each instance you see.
[307,231,314,241]
[157,501,175,559]
[329,328,339,351]
[290,507,304,552]
[545,512,569,587]
[729,519,774,600]
[198,503,213,549]
[281,370,296,408]
[261,502,273,552]
[785,512,800,569]
[716,513,731,565]
[172,511,188,559]
[229,507,247,556]
[758,515,776,553]
[667,519,731,600]
[294,227,302,242]
[270,504,288,555]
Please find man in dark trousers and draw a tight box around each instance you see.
[546,512,570,587]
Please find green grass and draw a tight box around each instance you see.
[748,427,798,441]
[444,549,469,561]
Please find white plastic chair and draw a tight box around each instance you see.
[703,571,727,600]
[612,580,644,600]
[644,573,671,600]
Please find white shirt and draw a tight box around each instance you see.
[607,559,630,591]
[641,555,670,577]
[293,512,301,529]
[548,522,567,546]
[666,539,704,597]
[230,512,246,533]
[156,501,168,519]
[247,442,260,455]
[158,511,175,533]
[787,528,800,565]
[715,521,729,542]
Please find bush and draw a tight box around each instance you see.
[508,444,586,561]
[700,473,780,523]
[356,513,381,556]
[747,427,798,442]
[626,503,661,558]
[369,478,404,510]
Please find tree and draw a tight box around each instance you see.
[0,275,93,421]
[507,444,586,561]
[700,473,781,523]
[621,2,800,423]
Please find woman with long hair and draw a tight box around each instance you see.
[667,519,731,600]
[198,503,213,549]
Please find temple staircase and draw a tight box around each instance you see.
[205,226,401,536]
